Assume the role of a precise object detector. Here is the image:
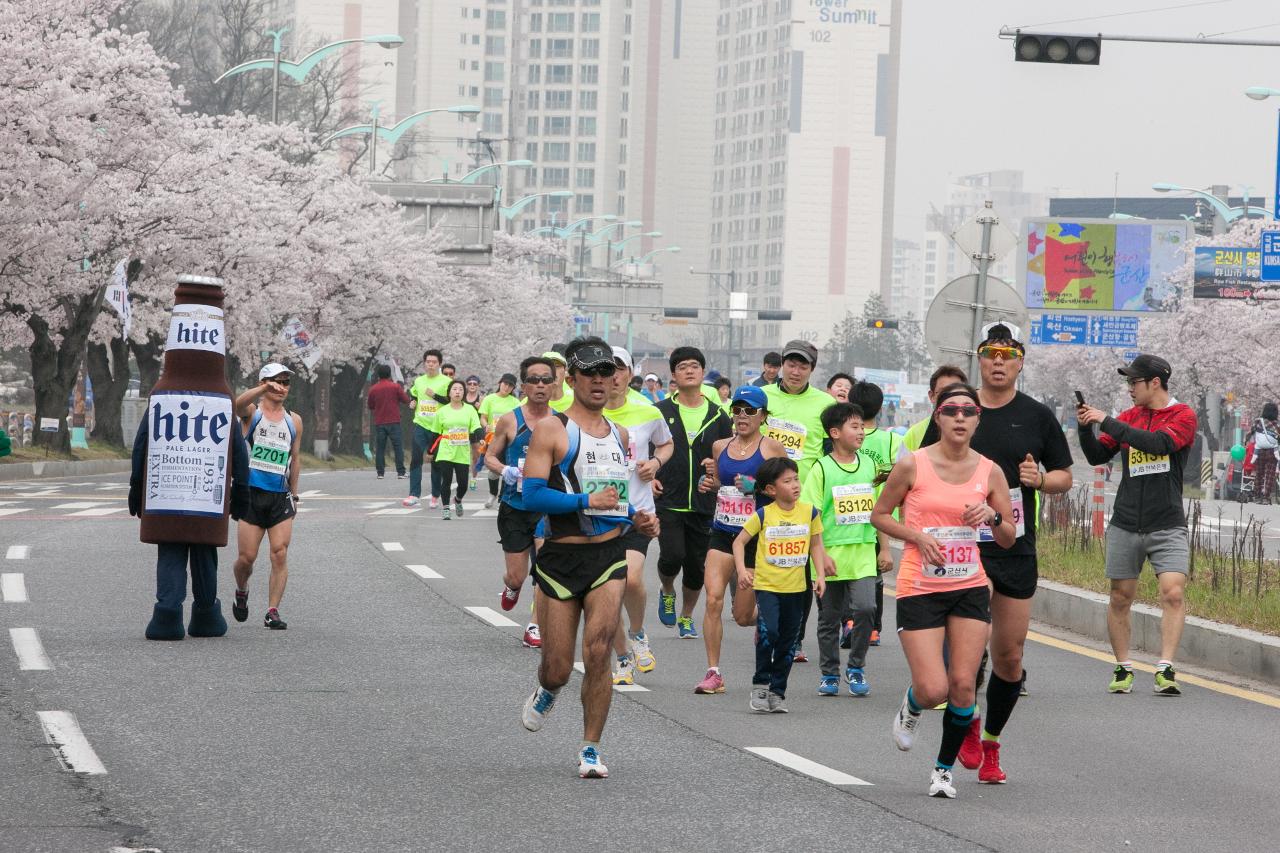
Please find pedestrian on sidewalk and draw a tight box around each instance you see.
[367,364,410,479]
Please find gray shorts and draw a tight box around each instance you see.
[1104,525,1189,580]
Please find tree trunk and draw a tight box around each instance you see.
[332,361,371,458]
[87,335,130,447]
[129,334,163,397]
[29,291,105,454]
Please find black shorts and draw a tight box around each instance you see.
[708,527,756,568]
[497,503,542,554]
[242,487,296,530]
[982,552,1038,600]
[619,526,653,557]
[895,586,991,632]
[533,537,627,601]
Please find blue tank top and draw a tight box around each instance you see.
[711,438,768,533]
[545,413,632,539]
[246,409,296,493]
[501,407,535,510]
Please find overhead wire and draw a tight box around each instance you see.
[1016,0,1234,30]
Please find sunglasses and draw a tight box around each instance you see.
[578,365,617,378]
[267,377,290,386]
[937,404,980,418]
[977,345,1023,360]
[523,375,556,385]
[730,404,761,416]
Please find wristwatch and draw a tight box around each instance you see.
[990,511,1003,528]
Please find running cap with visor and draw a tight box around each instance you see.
[259,363,293,381]
[979,322,1024,351]
[730,386,768,410]
[611,346,634,371]
[1117,353,1172,383]
[781,339,818,365]
[540,350,568,366]
[568,342,616,372]
[644,372,660,382]
[499,372,518,387]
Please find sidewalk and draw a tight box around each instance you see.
[0,458,132,481]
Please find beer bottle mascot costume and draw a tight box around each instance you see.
[128,275,250,640]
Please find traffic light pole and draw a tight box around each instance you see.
[967,201,997,381]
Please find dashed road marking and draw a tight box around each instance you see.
[37,711,107,775]
[6,545,30,559]
[11,627,52,670]
[53,502,108,510]
[0,509,31,518]
[381,542,404,552]
[744,747,873,786]
[65,507,126,517]
[406,564,443,579]
[1,573,28,602]
[371,508,421,515]
[465,606,519,627]
[613,683,650,692]
[362,502,396,509]
[297,490,327,497]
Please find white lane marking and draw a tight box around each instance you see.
[16,490,61,497]
[2,573,28,602]
[465,606,519,627]
[744,747,873,786]
[0,500,22,506]
[6,545,30,559]
[37,711,107,775]
[53,502,107,509]
[65,507,126,517]
[297,490,327,497]
[361,502,396,509]
[300,471,323,477]
[406,564,443,579]
[295,507,316,513]
[371,508,421,515]
[381,542,404,552]
[0,509,31,518]
[473,510,498,518]
[573,661,585,674]
[97,483,130,490]
[11,627,52,670]
[614,683,650,692]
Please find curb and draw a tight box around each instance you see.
[1033,579,1280,686]
[0,459,132,481]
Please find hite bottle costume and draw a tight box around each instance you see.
[128,275,250,640]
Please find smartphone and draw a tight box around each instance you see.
[1074,390,1086,406]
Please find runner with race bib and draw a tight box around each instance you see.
[871,383,1015,800]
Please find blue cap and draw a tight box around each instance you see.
[730,385,767,409]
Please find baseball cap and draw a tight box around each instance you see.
[465,375,481,384]
[730,386,767,410]
[980,322,1024,348]
[499,372,518,387]
[611,346,634,371]
[781,339,818,365]
[567,341,616,372]
[258,362,293,381]
[644,372,660,382]
[1117,353,1172,383]
[541,350,567,366]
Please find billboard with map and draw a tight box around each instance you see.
[1021,218,1189,312]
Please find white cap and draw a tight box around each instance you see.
[259,362,293,381]
[611,346,633,371]
[644,373,660,382]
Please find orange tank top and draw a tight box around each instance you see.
[897,448,993,598]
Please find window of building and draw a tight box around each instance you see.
[526,90,539,109]
[581,38,600,58]
[484,61,504,81]
[486,9,506,28]
[542,167,570,187]
[579,90,597,110]
[548,38,573,57]
[577,116,596,135]
[528,12,542,31]
[484,87,504,107]
[526,143,538,160]
[545,89,571,109]
[576,194,594,213]
[543,115,571,135]
[576,167,595,187]
[482,113,503,133]
[528,38,541,57]
[581,12,600,32]
[527,64,541,83]
[548,12,574,31]
[543,142,570,160]
[577,142,596,161]
[580,64,599,84]
[485,36,505,55]
[547,64,573,83]
[527,116,539,135]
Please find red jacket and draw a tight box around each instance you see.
[367,380,410,426]
[1078,402,1197,532]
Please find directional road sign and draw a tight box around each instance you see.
[1088,315,1138,348]
[1029,313,1088,345]
[1263,231,1280,283]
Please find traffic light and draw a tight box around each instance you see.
[663,307,699,319]
[867,319,899,330]
[1013,32,1101,65]
[756,309,793,322]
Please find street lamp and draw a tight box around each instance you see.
[499,191,575,221]
[586,220,644,244]
[323,103,480,177]
[216,29,404,123]
[613,246,681,268]
[455,160,535,185]
[1244,86,1280,220]
[1152,182,1268,230]
[560,215,617,237]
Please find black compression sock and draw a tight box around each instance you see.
[983,670,1024,739]
[937,702,976,769]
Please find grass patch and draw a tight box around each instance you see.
[298,451,370,470]
[2,439,130,463]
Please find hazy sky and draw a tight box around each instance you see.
[895,0,1280,236]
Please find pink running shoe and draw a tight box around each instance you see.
[694,669,725,694]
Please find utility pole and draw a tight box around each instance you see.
[966,201,997,381]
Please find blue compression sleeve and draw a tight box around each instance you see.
[522,477,589,515]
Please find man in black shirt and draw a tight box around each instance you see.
[922,322,1073,784]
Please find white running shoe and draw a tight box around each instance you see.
[484,495,497,509]
[630,632,655,672]
[612,655,635,686]
[522,687,557,732]
[578,745,608,779]
[401,496,420,508]
[893,691,922,751]
[749,687,771,713]
[929,767,957,799]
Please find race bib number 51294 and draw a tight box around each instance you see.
[765,417,807,461]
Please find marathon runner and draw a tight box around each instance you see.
[850,380,904,650]
[487,357,558,649]
[872,383,1015,799]
[232,363,304,630]
[694,385,786,695]
[433,380,483,520]
[604,347,673,685]
[653,346,732,639]
[479,373,521,509]
[518,337,660,779]
[405,349,452,509]
[904,366,968,452]
[826,373,853,403]
[542,350,574,413]
[751,351,781,387]
[922,324,1074,782]
[1077,354,1196,697]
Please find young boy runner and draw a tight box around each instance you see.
[733,457,833,714]
[803,402,880,697]
[850,380,903,649]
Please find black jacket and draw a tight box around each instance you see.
[654,394,731,515]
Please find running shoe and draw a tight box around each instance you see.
[232,589,249,623]
[522,623,542,648]
[470,479,477,492]
[401,496,420,508]
[1154,665,1181,696]
[767,692,788,713]
[978,740,1007,784]
[377,473,384,480]
[929,767,957,799]
[397,473,406,480]
[578,745,608,779]
[847,667,870,697]
[522,686,557,732]
[263,608,287,630]
[749,686,771,712]
[1108,665,1135,694]
[454,500,464,517]
[869,629,881,646]
[892,690,922,751]
[657,591,676,626]
[792,646,808,663]
[500,584,521,611]
[484,495,497,509]
[694,669,725,694]
[676,616,699,639]
[613,655,635,686]
[1020,673,1029,697]
[429,496,439,509]
[442,505,451,521]
[839,620,853,649]
[817,675,840,696]
[957,717,982,770]
[630,632,655,672]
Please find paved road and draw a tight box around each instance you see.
[2,470,1278,852]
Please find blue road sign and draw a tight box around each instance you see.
[1262,231,1280,283]
[1030,313,1089,345]
[1088,315,1138,348]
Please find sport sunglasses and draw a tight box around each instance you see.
[937,404,980,418]
[977,345,1023,360]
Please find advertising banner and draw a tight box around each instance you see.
[144,391,232,517]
